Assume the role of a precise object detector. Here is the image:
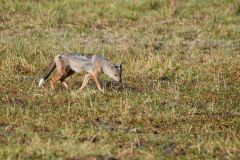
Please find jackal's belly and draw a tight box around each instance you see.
[69,62,93,73]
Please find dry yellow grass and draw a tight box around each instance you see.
[0,0,240,159]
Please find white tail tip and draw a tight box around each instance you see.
[39,78,45,87]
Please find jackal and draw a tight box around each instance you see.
[38,53,122,92]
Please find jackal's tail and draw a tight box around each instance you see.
[38,61,56,87]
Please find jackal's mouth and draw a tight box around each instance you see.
[112,75,121,82]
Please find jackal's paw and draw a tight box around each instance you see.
[99,89,105,93]
[50,86,55,90]
[75,90,81,93]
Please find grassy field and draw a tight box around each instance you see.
[0,0,240,159]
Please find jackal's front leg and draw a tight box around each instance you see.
[92,73,104,92]
[61,81,69,90]
[80,74,91,90]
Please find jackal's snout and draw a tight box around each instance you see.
[115,64,122,82]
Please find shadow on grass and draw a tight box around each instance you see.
[66,154,118,160]
[102,81,141,92]
[71,80,141,92]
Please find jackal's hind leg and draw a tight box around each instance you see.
[80,74,91,90]
[60,69,75,90]
[92,73,104,92]
[50,74,60,89]
[50,73,64,90]
[49,56,66,90]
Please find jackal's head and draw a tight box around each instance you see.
[103,63,122,82]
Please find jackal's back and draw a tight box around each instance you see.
[59,53,107,73]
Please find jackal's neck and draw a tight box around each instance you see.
[100,58,113,73]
